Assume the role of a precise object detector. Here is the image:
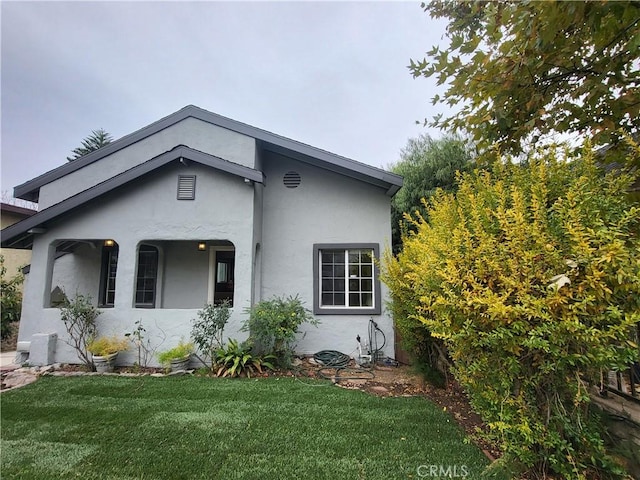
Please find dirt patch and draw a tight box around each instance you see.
[297,358,501,461]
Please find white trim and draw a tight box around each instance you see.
[207,247,215,304]
[132,242,163,308]
[317,247,376,310]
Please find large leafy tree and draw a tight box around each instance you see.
[382,142,640,478]
[390,134,473,251]
[411,1,640,154]
[67,128,113,162]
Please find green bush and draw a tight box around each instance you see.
[157,340,194,366]
[86,336,129,357]
[382,143,640,479]
[0,255,23,339]
[214,338,274,378]
[383,242,448,387]
[243,295,318,367]
[191,300,231,371]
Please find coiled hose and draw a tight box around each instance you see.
[313,350,375,381]
[313,350,351,368]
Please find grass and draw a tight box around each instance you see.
[1,376,499,479]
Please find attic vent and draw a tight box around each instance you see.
[177,175,196,200]
[283,171,301,188]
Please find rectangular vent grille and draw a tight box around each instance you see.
[177,175,196,200]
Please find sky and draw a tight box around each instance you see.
[1,1,451,202]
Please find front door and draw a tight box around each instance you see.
[214,250,234,305]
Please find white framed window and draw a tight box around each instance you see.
[313,243,381,315]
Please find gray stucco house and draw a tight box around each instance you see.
[1,105,402,366]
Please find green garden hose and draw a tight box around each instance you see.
[313,350,351,368]
[313,350,375,381]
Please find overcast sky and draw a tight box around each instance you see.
[1,1,450,201]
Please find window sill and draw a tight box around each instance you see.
[314,306,380,315]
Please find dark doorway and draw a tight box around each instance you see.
[214,250,234,305]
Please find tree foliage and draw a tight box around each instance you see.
[411,1,640,154]
[191,301,231,371]
[382,143,640,478]
[1,255,23,339]
[390,134,474,251]
[67,128,113,162]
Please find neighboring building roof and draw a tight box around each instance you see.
[1,145,264,249]
[14,105,403,202]
[1,202,37,218]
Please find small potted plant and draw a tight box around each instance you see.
[158,340,194,372]
[87,335,129,373]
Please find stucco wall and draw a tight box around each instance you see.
[1,210,29,230]
[260,151,394,357]
[19,161,255,365]
[49,244,101,302]
[39,117,256,209]
[161,241,209,309]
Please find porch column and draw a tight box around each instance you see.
[113,240,137,309]
[16,236,56,342]
[40,240,57,308]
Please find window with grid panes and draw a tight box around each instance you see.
[135,245,158,307]
[99,244,118,307]
[314,244,380,314]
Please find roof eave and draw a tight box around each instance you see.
[14,105,402,200]
[2,145,264,249]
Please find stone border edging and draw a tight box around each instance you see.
[0,364,194,392]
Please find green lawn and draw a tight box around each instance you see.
[1,376,496,479]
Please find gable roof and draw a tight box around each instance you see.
[1,145,264,249]
[14,105,403,202]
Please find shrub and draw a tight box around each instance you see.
[383,244,448,386]
[86,336,129,357]
[243,295,318,367]
[382,144,640,479]
[191,300,231,371]
[157,340,194,366]
[214,338,275,378]
[59,293,100,367]
[124,318,154,369]
[0,255,23,339]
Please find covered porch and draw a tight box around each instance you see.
[20,237,252,366]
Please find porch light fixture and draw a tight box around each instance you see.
[104,239,115,247]
[198,242,207,251]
